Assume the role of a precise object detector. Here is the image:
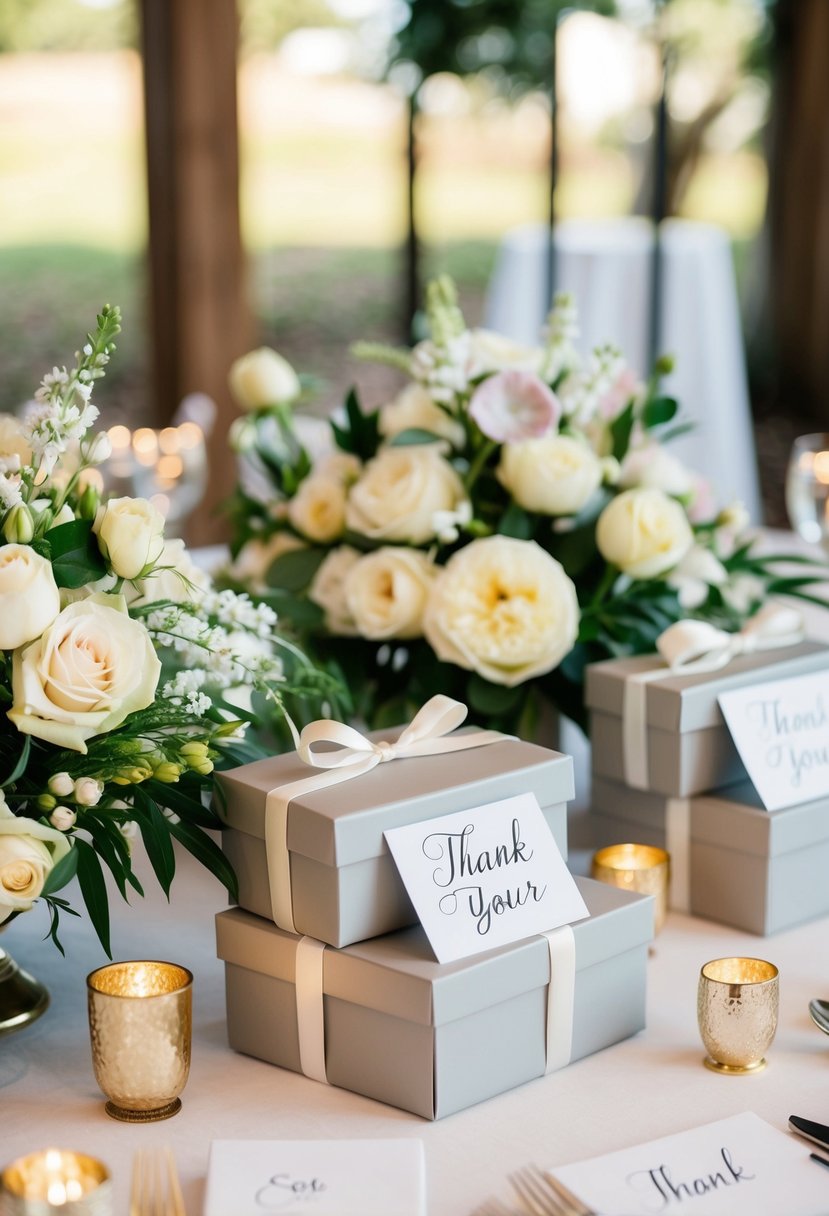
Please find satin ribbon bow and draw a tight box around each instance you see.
[623,603,805,789]
[265,695,509,934]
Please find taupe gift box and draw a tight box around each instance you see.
[215,733,573,948]
[215,875,652,1120]
[592,773,829,935]
[586,641,829,797]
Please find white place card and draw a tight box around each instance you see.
[718,670,829,810]
[204,1139,425,1216]
[384,791,588,964]
[552,1112,829,1216]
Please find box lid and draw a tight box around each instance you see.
[585,641,829,733]
[215,875,653,1029]
[215,730,574,867]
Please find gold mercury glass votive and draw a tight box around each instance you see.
[697,957,779,1075]
[0,1149,111,1216]
[591,843,670,934]
[87,961,192,1122]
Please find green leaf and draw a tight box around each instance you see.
[267,547,327,593]
[497,502,534,540]
[41,844,79,896]
[75,839,112,957]
[263,592,324,629]
[167,817,239,901]
[83,817,142,900]
[610,401,635,461]
[642,396,678,429]
[467,673,524,717]
[1,734,30,787]
[136,795,176,898]
[46,519,107,588]
[143,778,220,830]
[388,427,443,447]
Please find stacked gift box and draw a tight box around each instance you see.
[585,639,829,935]
[213,725,653,1119]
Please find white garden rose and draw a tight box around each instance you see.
[596,487,694,579]
[497,435,602,516]
[423,536,579,687]
[346,447,467,544]
[0,543,61,651]
[228,532,305,594]
[8,594,162,752]
[378,383,465,449]
[620,444,694,497]
[229,347,301,411]
[345,548,435,640]
[287,474,347,543]
[668,544,727,609]
[309,546,360,635]
[0,791,70,924]
[465,329,543,379]
[93,496,165,581]
[127,538,211,608]
[316,452,362,484]
[0,413,32,471]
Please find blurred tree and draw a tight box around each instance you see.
[239,0,346,55]
[0,0,135,51]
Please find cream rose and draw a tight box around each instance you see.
[229,347,300,411]
[8,594,161,752]
[596,488,694,579]
[128,539,211,608]
[497,435,602,516]
[0,544,61,651]
[423,536,579,687]
[287,474,347,543]
[346,447,467,544]
[228,532,305,594]
[0,413,32,471]
[345,548,435,640]
[379,383,465,449]
[0,791,70,924]
[93,496,165,581]
[620,444,694,497]
[466,329,543,378]
[308,546,360,635]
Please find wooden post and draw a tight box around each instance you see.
[140,0,253,544]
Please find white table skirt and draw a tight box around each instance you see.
[5,533,829,1215]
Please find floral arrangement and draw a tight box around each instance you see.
[0,307,331,953]
[223,278,824,737]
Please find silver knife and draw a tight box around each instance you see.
[789,1116,829,1153]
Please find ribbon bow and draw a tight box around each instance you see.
[265,696,508,934]
[622,603,805,789]
[656,603,804,675]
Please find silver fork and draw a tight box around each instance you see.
[509,1164,595,1216]
[472,1200,522,1216]
[130,1148,186,1216]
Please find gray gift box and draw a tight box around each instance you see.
[215,875,652,1120]
[215,733,573,948]
[591,773,829,935]
[585,641,829,797]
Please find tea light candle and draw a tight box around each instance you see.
[591,842,670,934]
[0,1149,111,1215]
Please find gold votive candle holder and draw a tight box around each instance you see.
[591,843,670,934]
[0,1149,111,1215]
[87,960,192,1123]
[697,956,779,1075]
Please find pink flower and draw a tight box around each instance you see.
[469,371,560,444]
[597,367,639,420]
[687,474,717,523]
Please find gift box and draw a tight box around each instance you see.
[591,773,829,935]
[585,640,829,797]
[215,875,652,1120]
[216,731,573,948]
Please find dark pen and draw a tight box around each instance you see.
[811,1153,829,1172]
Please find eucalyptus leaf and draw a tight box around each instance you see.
[498,502,534,540]
[41,844,79,896]
[267,547,327,593]
[467,674,524,716]
[642,396,678,429]
[388,427,443,446]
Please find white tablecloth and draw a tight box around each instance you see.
[485,218,763,522]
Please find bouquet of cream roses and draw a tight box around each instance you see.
[223,278,825,736]
[0,307,331,954]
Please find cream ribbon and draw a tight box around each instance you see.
[543,924,577,1074]
[292,925,578,1088]
[665,798,691,914]
[264,695,509,932]
[295,936,328,1084]
[622,603,804,789]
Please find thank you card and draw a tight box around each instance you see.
[718,670,829,810]
[384,791,588,963]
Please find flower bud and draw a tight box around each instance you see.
[50,806,76,831]
[37,793,57,812]
[2,503,34,544]
[87,432,113,465]
[74,776,103,807]
[48,772,75,798]
[79,483,101,521]
[180,741,209,762]
[190,758,214,776]
[153,762,182,783]
[228,416,257,453]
